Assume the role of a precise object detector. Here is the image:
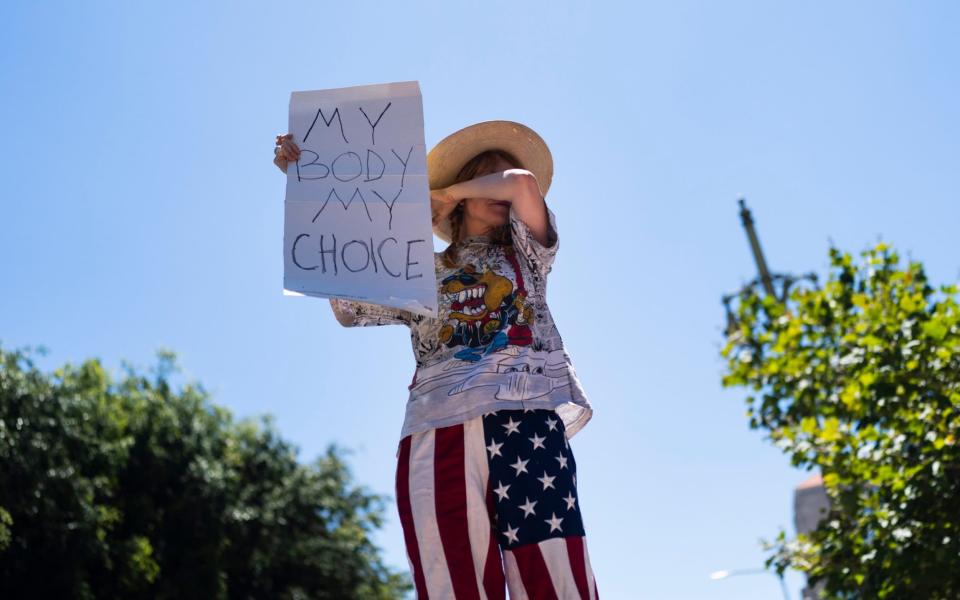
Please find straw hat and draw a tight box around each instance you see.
[427,120,553,243]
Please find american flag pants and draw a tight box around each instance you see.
[395,408,600,599]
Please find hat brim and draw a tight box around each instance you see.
[427,120,553,243]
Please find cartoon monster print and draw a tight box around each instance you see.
[439,263,534,362]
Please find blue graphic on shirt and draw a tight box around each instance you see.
[454,331,509,362]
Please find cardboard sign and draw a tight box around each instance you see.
[282,81,437,317]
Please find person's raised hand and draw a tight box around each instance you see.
[273,133,301,173]
[430,187,460,227]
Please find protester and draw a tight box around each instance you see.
[274,120,599,599]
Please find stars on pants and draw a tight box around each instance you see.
[510,456,530,476]
[502,417,521,436]
[537,472,556,490]
[519,497,538,518]
[481,408,585,549]
[503,523,520,544]
[529,432,547,450]
[545,512,564,533]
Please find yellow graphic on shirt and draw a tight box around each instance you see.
[438,263,534,362]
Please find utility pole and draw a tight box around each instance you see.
[738,198,776,298]
[722,198,823,599]
[722,197,817,334]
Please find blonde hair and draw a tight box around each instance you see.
[441,149,523,268]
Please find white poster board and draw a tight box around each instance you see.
[282,81,437,317]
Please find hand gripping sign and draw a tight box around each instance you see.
[282,81,438,317]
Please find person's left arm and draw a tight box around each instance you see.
[438,169,554,247]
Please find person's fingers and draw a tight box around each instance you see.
[279,141,298,159]
[275,133,294,155]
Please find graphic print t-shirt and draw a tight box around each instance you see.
[330,205,593,440]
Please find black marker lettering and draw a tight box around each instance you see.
[350,188,373,221]
[369,237,378,273]
[405,239,425,280]
[291,233,318,270]
[378,237,400,277]
[313,188,372,222]
[371,188,402,230]
[342,240,371,273]
[331,151,362,182]
[391,146,414,188]
[295,149,330,183]
[364,149,385,182]
[303,107,349,144]
[314,188,342,221]
[319,234,337,274]
[358,102,391,145]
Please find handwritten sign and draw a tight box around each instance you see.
[282,81,437,317]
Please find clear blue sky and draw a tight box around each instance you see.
[2,2,958,598]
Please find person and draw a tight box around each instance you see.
[274,120,599,599]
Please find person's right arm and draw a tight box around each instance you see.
[328,298,414,327]
[432,169,552,247]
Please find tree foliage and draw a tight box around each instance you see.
[0,347,411,599]
[721,243,960,599]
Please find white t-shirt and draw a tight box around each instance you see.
[330,204,593,440]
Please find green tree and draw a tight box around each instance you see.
[721,243,960,599]
[0,346,411,599]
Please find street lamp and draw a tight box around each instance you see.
[709,567,791,600]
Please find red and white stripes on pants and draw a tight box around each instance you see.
[395,410,599,599]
